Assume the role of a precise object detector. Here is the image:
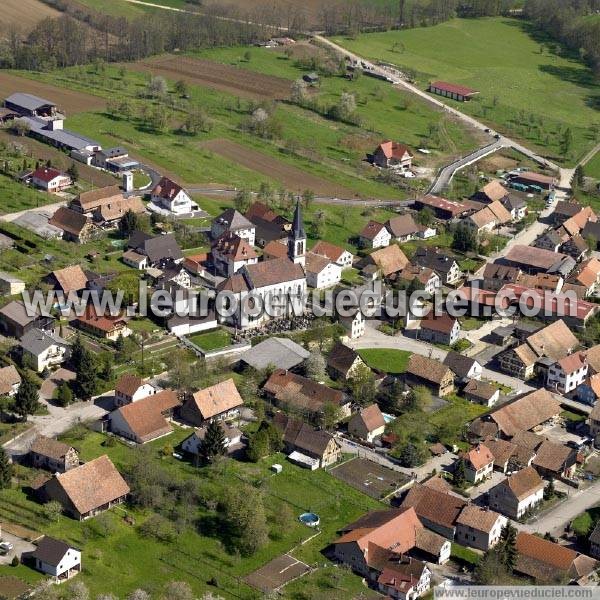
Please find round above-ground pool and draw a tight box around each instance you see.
[298,512,320,527]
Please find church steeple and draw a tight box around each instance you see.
[288,200,306,266]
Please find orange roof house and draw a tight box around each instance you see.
[180,379,244,426]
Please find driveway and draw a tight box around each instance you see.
[0,532,35,565]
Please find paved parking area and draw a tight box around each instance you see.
[467,470,506,502]
[0,532,35,565]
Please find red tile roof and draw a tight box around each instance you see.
[430,81,479,97]
[32,167,64,183]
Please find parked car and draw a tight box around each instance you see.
[0,541,13,554]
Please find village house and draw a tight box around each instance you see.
[150,176,196,214]
[20,328,68,372]
[419,311,460,346]
[503,195,528,221]
[461,444,494,483]
[0,271,25,296]
[514,532,597,583]
[466,200,512,234]
[405,355,454,397]
[484,438,534,473]
[29,436,79,473]
[359,220,391,249]
[114,374,158,407]
[360,244,409,280]
[122,249,148,270]
[372,140,413,171]
[534,229,563,253]
[305,251,342,289]
[239,337,309,372]
[546,352,588,394]
[245,202,291,247]
[23,537,81,583]
[454,505,507,551]
[0,364,21,397]
[588,402,600,438]
[386,214,436,242]
[488,466,544,519]
[332,507,450,580]
[0,300,54,339]
[401,481,467,539]
[396,265,440,294]
[414,195,468,220]
[71,186,124,216]
[5,92,58,118]
[473,180,510,205]
[49,207,98,244]
[412,247,462,285]
[553,200,585,225]
[93,196,146,227]
[482,264,521,291]
[108,389,180,444]
[327,342,366,380]
[376,557,431,600]
[40,455,130,520]
[127,231,183,268]
[498,319,579,380]
[339,309,366,340]
[310,240,353,269]
[510,171,556,192]
[443,352,482,383]
[532,438,577,480]
[428,81,479,102]
[30,167,72,192]
[463,379,500,407]
[263,369,350,422]
[274,413,341,468]
[93,146,138,172]
[566,258,600,297]
[576,374,600,406]
[211,232,258,277]
[180,379,244,426]
[48,265,89,296]
[502,245,572,276]
[211,208,256,246]
[74,305,131,341]
[348,404,386,442]
[515,272,563,294]
[483,388,561,439]
[182,422,243,457]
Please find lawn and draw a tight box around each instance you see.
[0,174,59,215]
[187,328,232,351]
[357,348,411,374]
[571,505,600,537]
[429,394,488,446]
[331,17,600,165]
[0,423,383,598]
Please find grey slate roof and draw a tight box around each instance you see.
[443,351,478,379]
[240,337,309,371]
[0,300,37,327]
[5,93,55,111]
[24,536,75,567]
[21,328,67,355]
[214,208,254,232]
[127,231,183,264]
[20,116,100,151]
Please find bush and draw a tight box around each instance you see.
[11,555,19,567]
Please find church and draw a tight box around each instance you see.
[216,202,309,329]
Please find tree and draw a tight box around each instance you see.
[74,348,98,401]
[474,548,509,584]
[415,207,434,226]
[182,107,212,134]
[453,458,466,487]
[301,189,315,208]
[349,363,377,406]
[247,427,270,462]
[398,442,426,468]
[147,75,167,98]
[56,382,73,407]
[305,350,326,380]
[14,374,39,420]
[499,521,518,572]
[321,401,343,429]
[12,119,30,137]
[0,447,12,489]
[67,162,79,182]
[201,421,227,462]
[405,385,431,412]
[162,581,194,600]
[126,591,151,600]
[337,92,357,120]
[221,485,268,555]
[120,209,140,237]
[560,127,573,157]
[290,79,308,104]
[544,478,556,500]
[42,500,63,522]
[67,580,90,600]
[70,335,85,372]
[234,189,251,212]
[452,223,478,252]
[174,79,188,97]
[574,165,585,188]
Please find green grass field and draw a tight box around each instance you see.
[331,17,600,165]
[357,348,411,374]
[585,150,600,179]
[0,425,382,598]
[187,328,232,351]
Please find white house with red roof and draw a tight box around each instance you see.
[211,232,258,277]
[311,240,353,268]
[359,220,391,249]
[372,140,413,171]
[462,444,494,483]
[151,176,195,215]
[31,167,72,192]
[547,352,588,394]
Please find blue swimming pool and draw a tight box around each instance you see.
[298,512,320,527]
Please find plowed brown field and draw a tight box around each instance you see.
[0,72,106,116]
[201,138,357,197]
[131,55,291,100]
[2,0,60,30]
